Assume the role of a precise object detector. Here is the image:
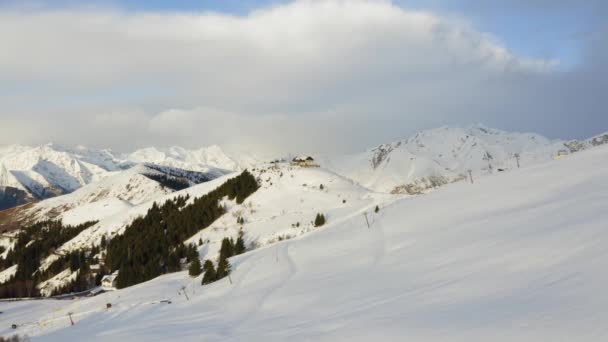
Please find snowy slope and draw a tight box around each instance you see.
[0,145,110,204]
[323,125,572,193]
[2,128,604,211]
[34,163,383,272]
[2,143,608,341]
[3,164,224,228]
[0,144,124,210]
[185,163,389,263]
[0,162,383,295]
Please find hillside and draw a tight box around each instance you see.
[0,160,385,297]
[1,140,607,340]
[323,125,607,194]
[0,164,225,232]
[0,144,119,210]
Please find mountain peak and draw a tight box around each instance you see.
[327,125,571,193]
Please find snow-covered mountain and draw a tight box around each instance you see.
[0,159,386,296]
[2,135,608,341]
[1,163,224,230]
[1,126,605,211]
[323,125,607,194]
[123,145,240,173]
[0,143,240,210]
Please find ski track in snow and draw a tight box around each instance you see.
[225,242,297,337]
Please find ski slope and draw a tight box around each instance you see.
[2,145,608,341]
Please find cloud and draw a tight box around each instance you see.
[0,0,605,155]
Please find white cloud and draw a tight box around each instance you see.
[0,0,604,154]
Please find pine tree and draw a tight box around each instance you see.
[314,213,326,227]
[103,171,259,289]
[188,258,202,277]
[234,231,246,255]
[186,244,198,262]
[374,205,380,213]
[219,237,235,260]
[167,252,180,272]
[216,258,231,280]
[201,260,216,285]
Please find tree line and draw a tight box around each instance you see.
[0,220,97,298]
[0,170,259,298]
[196,231,246,285]
[106,170,259,288]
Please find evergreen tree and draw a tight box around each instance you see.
[104,170,259,289]
[188,258,202,277]
[185,244,198,262]
[201,260,216,285]
[219,237,235,260]
[234,231,246,255]
[167,252,180,272]
[216,258,231,280]
[375,205,380,213]
[314,213,326,227]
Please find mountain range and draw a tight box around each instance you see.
[1,125,607,294]
[2,126,607,213]
[322,125,608,193]
[0,144,240,211]
[1,125,607,340]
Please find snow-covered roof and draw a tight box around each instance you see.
[101,271,119,283]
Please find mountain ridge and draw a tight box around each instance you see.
[0,144,240,210]
[322,125,608,194]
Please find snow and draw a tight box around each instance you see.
[0,233,16,259]
[185,163,389,261]
[46,172,245,256]
[60,199,133,227]
[37,269,78,297]
[2,142,608,340]
[322,125,572,193]
[0,144,115,198]
[8,163,227,227]
[124,145,241,172]
[0,143,239,209]
[2,127,603,211]
[12,166,170,226]
[0,264,17,284]
[40,163,383,266]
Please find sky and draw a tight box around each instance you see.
[0,0,606,156]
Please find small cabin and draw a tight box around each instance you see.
[101,271,118,290]
[291,156,319,168]
[554,150,569,159]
